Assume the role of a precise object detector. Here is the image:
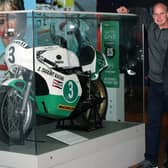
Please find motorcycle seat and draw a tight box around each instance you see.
[78,45,95,66]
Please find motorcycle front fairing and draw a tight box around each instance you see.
[34,44,83,118]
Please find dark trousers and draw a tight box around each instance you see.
[145,80,168,164]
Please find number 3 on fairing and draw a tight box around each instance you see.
[63,80,78,103]
[8,46,15,63]
[68,81,73,99]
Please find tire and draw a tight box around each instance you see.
[85,79,107,120]
[75,79,107,128]
[0,87,34,142]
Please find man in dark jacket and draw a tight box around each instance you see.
[137,1,168,168]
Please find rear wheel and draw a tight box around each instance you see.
[75,79,107,128]
[0,87,34,142]
[86,79,107,120]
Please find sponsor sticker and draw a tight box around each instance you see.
[52,79,63,89]
[58,104,75,111]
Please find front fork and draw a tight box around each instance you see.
[19,72,33,115]
[18,72,33,144]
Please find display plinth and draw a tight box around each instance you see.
[0,121,145,168]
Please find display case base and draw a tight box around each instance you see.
[0,121,145,168]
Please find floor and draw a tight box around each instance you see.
[125,87,168,168]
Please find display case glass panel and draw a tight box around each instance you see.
[0,11,37,154]
[0,11,143,155]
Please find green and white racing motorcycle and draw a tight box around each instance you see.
[0,37,108,142]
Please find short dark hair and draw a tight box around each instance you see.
[153,0,168,5]
[152,1,168,13]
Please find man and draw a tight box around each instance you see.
[137,1,168,168]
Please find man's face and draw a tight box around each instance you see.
[152,4,168,28]
[0,14,17,46]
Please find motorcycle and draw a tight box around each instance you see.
[0,32,108,142]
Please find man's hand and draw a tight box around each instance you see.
[116,6,129,14]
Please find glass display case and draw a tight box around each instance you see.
[0,10,144,161]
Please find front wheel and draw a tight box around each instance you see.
[0,87,34,142]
